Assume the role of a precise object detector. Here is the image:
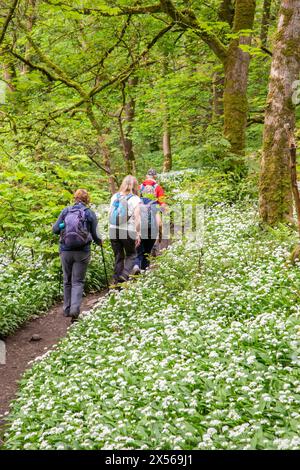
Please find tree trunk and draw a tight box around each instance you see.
[3,61,15,91]
[163,119,172,172]
[119,77,137,175]
[260,0,272,47]
[98,131,118,195]
[223,0,256,161]
[259,0,300,225]
[218,0,235,26]
[85,103,118,192]
[161,52,172,172]
[21,0,36,74]
[212,69,224,121]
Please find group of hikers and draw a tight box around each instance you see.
[53,169,166,322]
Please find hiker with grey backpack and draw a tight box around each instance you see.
[109,175,141,285]
[53,189,102,322]
[132,169,165,274]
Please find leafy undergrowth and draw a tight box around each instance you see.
[0,243,113,337]
[3,204,300,449]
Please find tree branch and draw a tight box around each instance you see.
[159,0,228,64]
[26,34,88,98]
[0,0,19,46]
[247,115,265,126]
[42,0,161,16]
[9,49,55,81]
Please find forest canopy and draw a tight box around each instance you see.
[0,0,299,259]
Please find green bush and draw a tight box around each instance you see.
[4,204,300,450]
[0,242,113,337]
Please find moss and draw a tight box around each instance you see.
[233,0,256,32]
[275,6,294,43]
[290,244,300,264]
[284,39,300,58]
[281,7,294,26]
[223,90,248,154]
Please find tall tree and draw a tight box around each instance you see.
[162,51,172,172]
[156,0,257,161]
[21,0,37,74]
[0,0,19,47]
[259,0,300,225]
[119,77,138,175]
[223,0,256,162]
[51,0,256,160]
[260,0,272,46]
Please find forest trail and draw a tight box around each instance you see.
[0,240,170,446]
[0,288,108,442]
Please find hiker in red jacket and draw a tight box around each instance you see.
[140,168,166,208]
[132,169,166,274]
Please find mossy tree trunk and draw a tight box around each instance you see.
[3,60,15,91]
[212,70,224,121]
[259,0,300,225]
[162,52,172,172]
[260,0,272,46]
[98,129,118,195]
[119,77,138,175]
[223,0,256,163]
[155,1,257,159]
[85,104,118,193]
[21,0,37,74]
[162,114,172,172]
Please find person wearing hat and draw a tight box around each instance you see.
[141,169,166,207]
[132,169,166,274]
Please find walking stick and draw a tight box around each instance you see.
[100,242,110,289]
[58,265,63,296]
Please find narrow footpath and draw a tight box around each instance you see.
[0,240,170,446]
[0,289,108,443]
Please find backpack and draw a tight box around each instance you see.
[61,206,92,248]
[140,183,158,202]
[140,198,158,239]
[110,193,134,227]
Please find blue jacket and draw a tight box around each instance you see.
[52,203,102,252]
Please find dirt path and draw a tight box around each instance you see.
[0,289,107,441]
[0,240,170,446]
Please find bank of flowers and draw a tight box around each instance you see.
[3,204,300,449]
[0,244,112,337]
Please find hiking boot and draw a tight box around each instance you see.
[70,316,79,324]
[132,265,141,275]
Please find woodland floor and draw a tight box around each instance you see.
[0,240,170,447]
[0,289,108,445]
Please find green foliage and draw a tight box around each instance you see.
[159,167,258,206]
[0,241,113,337]
[4,203,300,450]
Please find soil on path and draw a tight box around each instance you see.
[0,290,107,442]
[0,239,170,446]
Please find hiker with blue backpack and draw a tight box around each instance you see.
[109,175,141,284]
[53,189,102,322]
[132,169,165,274]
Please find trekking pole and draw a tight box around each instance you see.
[58,265,63,296]
[100,242,110,289]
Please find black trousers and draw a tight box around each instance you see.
[110,230,136,281]
[60,251,91,317]
[136,238,156,270]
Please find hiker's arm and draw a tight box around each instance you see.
[52,209,66,234]
[90,211,102,245]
